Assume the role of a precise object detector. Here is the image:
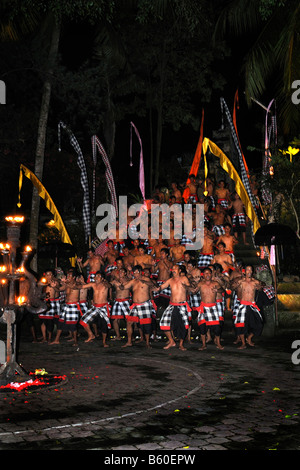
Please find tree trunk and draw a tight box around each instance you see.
[29,19,61,272]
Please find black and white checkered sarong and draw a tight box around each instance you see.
[232,213,246,228]
[111,298,131,319]
[126,300,154,326]
[198,253,214,268]
[40,298,60,320]
[196,302,220,326]
[80,303,111,328]
[59,302,81,325]
[212,225,225,237]
[160,302,191,331]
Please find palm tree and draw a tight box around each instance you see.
[214,0,300,136]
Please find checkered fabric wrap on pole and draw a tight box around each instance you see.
[220,98,258,215]
[58,121,91,243]
[92,135,118,217]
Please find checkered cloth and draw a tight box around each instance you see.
[263,286,275,300]
[39,298,60,320]
[225,251,235,263]
[212,225,225,237]
[196,302,220,326]
[153,280,171,299]
[125,300,154,326]
[58,121,91,243]
[188,292,201,310]
[232,213,246,228]
[232,292,240,320]
[87,271,97,283]
[77,300,88,316]
[188,194,198,203]
[159,302,191,331]
[234,301,262,328]
[59,302,81,325]
[181,234,194,246]
[216,298,224,321]
[105,264,117,275]
[217,198,229,210]
[111,298,131,319]
[198,253,214,268]
[220,98,259,217]
[80,303,111,329]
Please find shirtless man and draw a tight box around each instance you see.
[79,272,112,347]
[103,240,119,276]
[122,245,135,271]
[119,265,156,348]
[215,180,230,210]
[212,241,234,274]
[185,174,199,203]
[193,267,224,350]
[154,248,173,310]
[170,182,182,203]
[50,269,81,346]
[39,269,60,343]
[229,259,244,342]
[77,248,104,282]
[169,237,186,264]
[158,264,192,351]
[231,265,264,349]
[130,239,141,258]
[229,193,249,245]
[110,267,131,340]
[216,223,238,263]
[149,237,168,260]
[134,244,156,270]
[198,225,215,269]
[211,204,227,237]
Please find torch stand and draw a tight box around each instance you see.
[0,308,30,386]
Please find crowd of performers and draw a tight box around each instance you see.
[34,176,275,351]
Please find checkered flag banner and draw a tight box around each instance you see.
[261,99,276,205]
[92,135,118,218]
[220,98,258,216]
[58,121,91,243]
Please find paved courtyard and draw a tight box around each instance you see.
[0,317,300,452]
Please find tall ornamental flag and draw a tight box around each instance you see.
[58,121,91,243]
[91,135,118,217]
[130,121,145,201]
[220,97,258,217]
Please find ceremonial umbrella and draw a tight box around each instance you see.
[254,223,299,326]
[254,223,298,246]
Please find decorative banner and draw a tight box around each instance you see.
[58,121,91,244]
[130,122,145,201]
[261,99,276,205]
[202,138,261,233]
[92,135,118,217]
[183,109,204,202]
[270,244,276,266]
[220,97,258,217]
[17,164,75,266]
[232,90,250,177]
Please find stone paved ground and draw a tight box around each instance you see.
[1,318,300,453]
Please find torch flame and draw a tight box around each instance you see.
[17,296,26,305]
